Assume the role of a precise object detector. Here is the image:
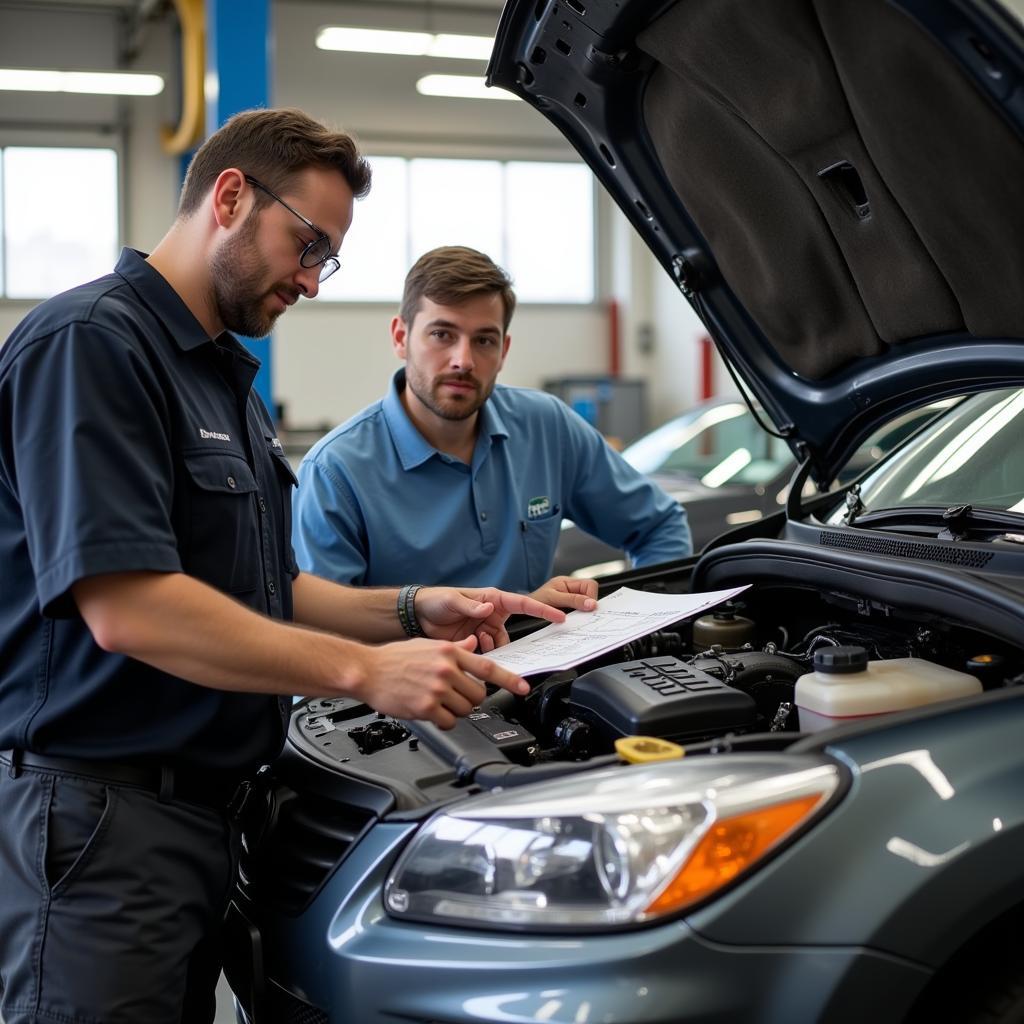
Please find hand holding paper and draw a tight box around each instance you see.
[484,585,750,676]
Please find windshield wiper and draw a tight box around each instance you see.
[841,484,867,525]
[939,503,973,541]
[850,503,1024,539]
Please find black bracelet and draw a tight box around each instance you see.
[405,584,424,637]
[397,584,425,638]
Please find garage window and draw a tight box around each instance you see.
[319,156,595,304]
[1,146,119,299]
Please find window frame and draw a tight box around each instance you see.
[0,135,602,310]
[313,149,600,309]
[0,128,126,305]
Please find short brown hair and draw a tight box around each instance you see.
[401,246,517,332]
[177,107,372,217]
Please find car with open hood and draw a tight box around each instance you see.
[225,1,1024,1021]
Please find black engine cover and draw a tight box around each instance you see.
[569,657,756,741]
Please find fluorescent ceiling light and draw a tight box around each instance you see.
[416,74,518,101]
[429,34,494,60]
[0,68,164,96]
[316,26,493,61]
[317,27,433,56]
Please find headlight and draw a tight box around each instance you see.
[385,754,840,931]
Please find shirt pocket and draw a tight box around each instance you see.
[520,506,562,592]
[182,450,260,594]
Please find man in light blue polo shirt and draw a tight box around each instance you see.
[293,246,691,603]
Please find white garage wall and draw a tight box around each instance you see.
[268,0,621,427]
[649,257,739,422]
[272,300,609,428]
[0,0,709,432]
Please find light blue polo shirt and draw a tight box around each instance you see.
[293,370,690,591]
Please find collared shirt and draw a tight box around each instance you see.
[293,369,690,591]
[0,249,298,774]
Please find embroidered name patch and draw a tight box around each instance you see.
[527,496,551,519]
[199,428,231,442]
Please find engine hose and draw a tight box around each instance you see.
[473,754,620,790]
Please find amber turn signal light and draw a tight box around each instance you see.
[646,794,824,915]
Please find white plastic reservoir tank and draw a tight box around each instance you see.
[795,644,981,733]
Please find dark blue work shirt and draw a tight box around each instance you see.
[0,249,297,774]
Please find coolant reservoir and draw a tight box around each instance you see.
[795,644,981,732]
[692,610,756,649]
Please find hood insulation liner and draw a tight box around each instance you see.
[639,0,1024,380]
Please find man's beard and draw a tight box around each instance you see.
[208,214,285,338]
[405,367,496,421]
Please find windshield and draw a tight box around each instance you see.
[622,399,943,491]
[622,402,792,486]
[828,388,1024,519]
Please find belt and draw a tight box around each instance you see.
[1,749,252,816]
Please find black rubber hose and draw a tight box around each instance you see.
[473,754,620,789]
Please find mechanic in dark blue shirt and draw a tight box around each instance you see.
[0,108,570,1024]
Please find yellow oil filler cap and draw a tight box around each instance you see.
[615,736,685,764]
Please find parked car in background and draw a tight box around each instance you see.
[554,396,949,576]
[225,0,1024,1021]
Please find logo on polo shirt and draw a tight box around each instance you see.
[527,496,551,519]
[199,428,231,442]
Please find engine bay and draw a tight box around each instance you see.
[230,544,1024,920]
[289,574,1024,807]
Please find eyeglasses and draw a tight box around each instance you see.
[244,175,341,284]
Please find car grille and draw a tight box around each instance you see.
[820,530,994,568]
[270,986,328,1024]
[237,782,375,915]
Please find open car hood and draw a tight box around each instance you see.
[487,0,1024,484]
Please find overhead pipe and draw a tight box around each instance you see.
[161,0,205,154]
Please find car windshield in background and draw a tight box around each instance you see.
[622,399,946,493]
[623,401,792,486]
[830,388,1024,518]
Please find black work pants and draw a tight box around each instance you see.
[0,763,240,1024]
